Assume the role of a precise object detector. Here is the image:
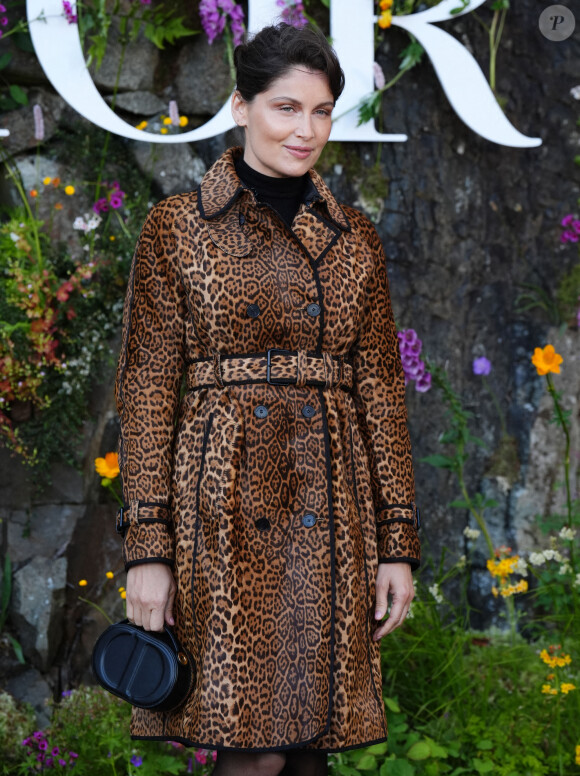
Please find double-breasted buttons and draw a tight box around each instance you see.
[239,213,246,226]
[302,513,316,528]
[246,303,260,318]
[306,303,321,317]
[254,405,268,419]
[255,517,271,532]
[302,405,316,418]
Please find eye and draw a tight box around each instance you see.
[279,105,295,112]
[315,109,332,117]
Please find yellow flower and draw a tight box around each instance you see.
[541,684,558,695]
[79,579,88,587]
[163,116,172,125]
[561,683,576,694]
[106,571,114,579]
[120,590,127,599]
[491,586,498,597]
[64,185,75,195]
[109,235,116,241]
[531,344,562,376]
[576,744,580,765]
[160,128,168,134]
[43,176,52,185]
[179,116,189,127]
[378,10,392,28]
[118,587,125,593]
[136,120,148,130]
[95,452,120,479]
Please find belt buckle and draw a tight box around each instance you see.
[116,507,127,535]
[266,348,296,385]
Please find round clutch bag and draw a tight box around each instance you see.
[91,619,195,712]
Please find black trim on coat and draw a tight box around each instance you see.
[378,556,420,571]
[348,423,388,733]
[318,386,337,743]
[124,557,174,571]
[129,732,389,754]
[377,517,415,526]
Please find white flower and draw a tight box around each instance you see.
[456,554,466,569]
[558,526,576,541]
[463,527,481,540]
[428,584,443,604]
[574,574,580,588]
[570,85,580,100]
[558,563,572,576]
[9,232,20,242]
[528,552,546,567]
[543,549,563,562]
[514,556,528,577]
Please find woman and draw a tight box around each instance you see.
[115,22,421,776]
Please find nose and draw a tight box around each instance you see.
[295,113,314,139]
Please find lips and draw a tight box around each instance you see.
[284,145,313,159]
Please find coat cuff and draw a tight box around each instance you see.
[116,502,175,571]
[376,504,421,571]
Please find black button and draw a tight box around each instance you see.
[254,405,268,419]
[255,517,270,532]
[302,405,316,418]
[247,303,260,318]
[306,303,321,317]
[302,513,316,528]
[239,213,246,225]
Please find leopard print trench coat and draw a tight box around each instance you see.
[115,146,421,753]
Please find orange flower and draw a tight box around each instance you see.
[531,344,563,376]
[30,189,38,197]
[378,10,392,28]
[95,452,120,479]
[379,0,393,8]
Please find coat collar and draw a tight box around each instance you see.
[197,146,351,233]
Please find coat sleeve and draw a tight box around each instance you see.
[115,202,187,572]
[349,214,421,571]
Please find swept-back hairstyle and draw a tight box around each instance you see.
[233,22,345,104]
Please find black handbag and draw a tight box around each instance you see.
[91,619,195,712]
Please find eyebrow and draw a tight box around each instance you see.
[269,96,335,108]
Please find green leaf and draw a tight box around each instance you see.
[420,454,456,470]
[9,84,28,105]
[399,41,424,71]
[406,741,431,760]
[367,743,389,755]
[449,499,469,509]
[8,634,25,664]
[336,766,360,776]
[380,760,416,776]
[384,697,401,713]
[472,758,494,774]
[356,754,378,770]
[0,52,13,70]
[476,740,493,750]
[357,90,382,126]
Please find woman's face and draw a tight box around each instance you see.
[231,67,334,178]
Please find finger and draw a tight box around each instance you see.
[373,605,409,640]
[149,606,165,632]
[165,587,176,627]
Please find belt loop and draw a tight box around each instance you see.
[322,352,334,389]
[212,352,224,388]
[130,499,139,526]
[296,350,308,387]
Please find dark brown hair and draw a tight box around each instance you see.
[233,22,345,104]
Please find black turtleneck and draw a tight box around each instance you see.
[235,157,309,229]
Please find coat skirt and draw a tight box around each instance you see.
[115,147,421,753]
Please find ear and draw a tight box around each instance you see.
[231,91,248,127]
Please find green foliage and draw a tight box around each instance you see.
[0,692,36,773]
[556,263,580,325]
[0,555,25,664]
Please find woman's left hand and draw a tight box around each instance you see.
[373,562,415,640]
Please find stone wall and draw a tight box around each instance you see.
[0,0,579,720]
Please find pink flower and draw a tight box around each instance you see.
[33,104,44,141]
[195,750,208,765]
[373,62,385,90]
[168,99,180,127]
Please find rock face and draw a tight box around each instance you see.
[0,0,579,715]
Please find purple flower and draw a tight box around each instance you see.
[0,16,8,25]
[0,5,6,11]
[59,759,67,767]
[472,356,492,376]
[561,213,574,227]
[415,372,432,393]
[52,746,60,756]
[276,0,308,28]
[69,752,78,759]
[110,192,124,209]
[562,230,579,244]
[200,0,245,46]
[61,690,73,698]
[93,197,109,214]
[572,220,580,234]
[62,0,78,24]
[39,740,49,751]
[131,755,143,767]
